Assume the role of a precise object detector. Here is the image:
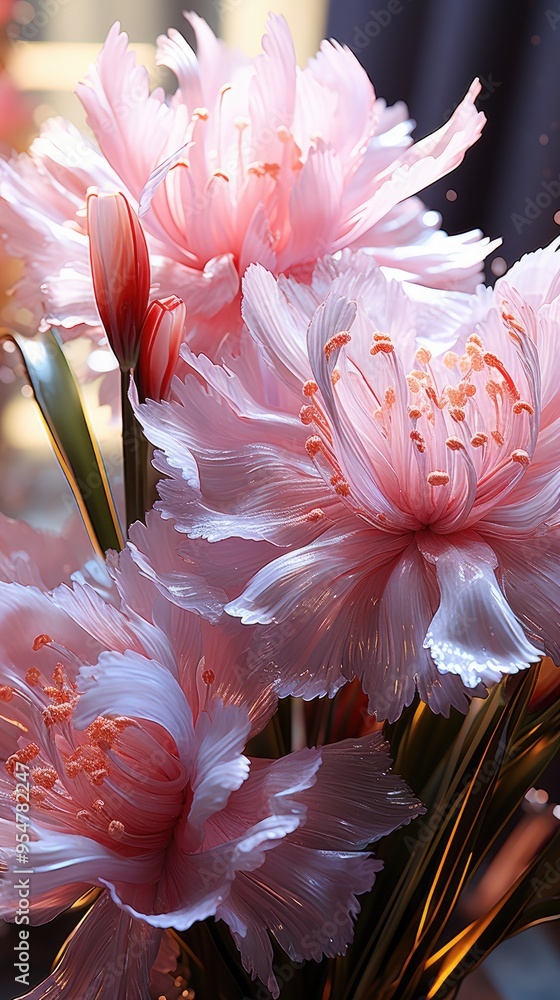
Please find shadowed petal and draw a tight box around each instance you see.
[18,892,161,1000]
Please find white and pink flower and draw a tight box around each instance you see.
[0,13,495,364]
[0,512,421,998]
[135,243,560,721]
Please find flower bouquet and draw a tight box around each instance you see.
[0,13,559,1000]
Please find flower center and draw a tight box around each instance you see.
[4,635,135,843]
[300,313,536,530]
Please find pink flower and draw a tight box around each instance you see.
[0,14,496,361]
[137,295,187,401]
[87,191,151,369]
[0,512,421,997]
[135,244,560,721]
[0,511,102,591]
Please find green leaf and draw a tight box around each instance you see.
[342,669,559,1000]
[420,825,560,998]
[5,329,123,555]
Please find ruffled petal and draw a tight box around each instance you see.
[156,26,202,112]
[493,531,560,661]
[241,262,312,392]
[351,540,478,721]
[280,142,345,269]
[124,511,275,620]
[123,511,228,621]
[227,526,407,702]
[0,822,159,924]
[335,79,486,247]
[151,253,240,317]
[181,699,251,851]
[419,532,543,687]
[136,352,332,546]
[105,812,302,931]
[298,38,375,159]
[248,14,297,162]
[220,841,379,998]
[53,579,174,673]
[18,893,161,1000]
[217,734,422,996]
[76,23,186,199]
[293,732,422,850]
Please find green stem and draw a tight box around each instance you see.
[121,369,149,529]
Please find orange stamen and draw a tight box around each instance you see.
[324,332,351,361]
[306,508,325,522]
[302,380,318,396]
[427,471,450,487]
[32,634,52,651]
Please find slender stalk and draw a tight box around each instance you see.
[272,709,288,757]
[121,369,149,529]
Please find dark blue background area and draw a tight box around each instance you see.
[327,0,560,270]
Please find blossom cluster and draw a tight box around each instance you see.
[0,12,558,1000]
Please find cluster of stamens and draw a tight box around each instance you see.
[24,639,79,727]
[299,318,535,514]
[369,327,534,487]
[4,635,135,841]
[166,95,306,269]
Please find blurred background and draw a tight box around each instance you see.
[0,1,559,997]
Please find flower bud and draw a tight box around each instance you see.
[87,191,150,369]
[137,296,186,401]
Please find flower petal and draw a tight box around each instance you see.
[181,699,251,851]
[419,532,543,687]
[18,892,161,1000]
[73,649,194,757]
[123,511,228,621]
[226,526,405,702]
[336,79,485,247]
[294,732,423,851]
[76,23,185,199]
[0,822,159,923]
[219,842,378,998]
[493,531,560,662]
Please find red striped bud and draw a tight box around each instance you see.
[137,296,186,401]
[87,191,150,369]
